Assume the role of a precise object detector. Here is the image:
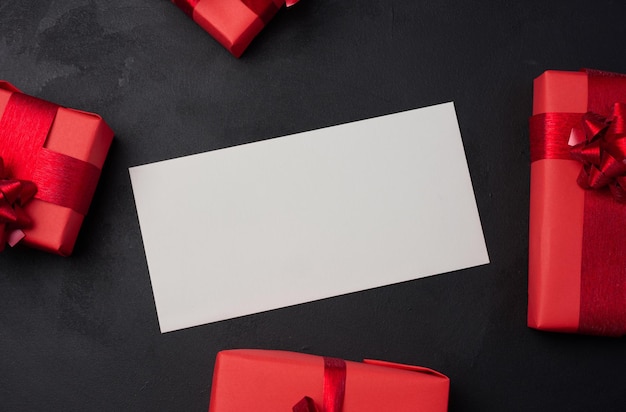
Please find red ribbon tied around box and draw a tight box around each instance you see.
[0,157,37,250]
[0,84,103,247]
[292,357,346,412]
[569,103,626,202]
[529,69,626,336]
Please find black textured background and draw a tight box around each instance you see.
[1,1,626,411]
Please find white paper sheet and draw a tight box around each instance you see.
[130,102,489,333]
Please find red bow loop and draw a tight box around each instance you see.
[569,103,626,202]
[0,157,37,250]
[582,111,608,143]
[293,397,318,412]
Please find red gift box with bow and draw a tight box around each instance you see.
[528,69,626,336]
[208,350,449,412]
[171,0,299,58]
[0,81,114,256]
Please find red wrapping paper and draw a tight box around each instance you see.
[208,350,449,412]
[172,0,296,58]
[528,69,626,335]
[0,81,113,256]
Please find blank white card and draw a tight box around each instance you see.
[130,102,489,333]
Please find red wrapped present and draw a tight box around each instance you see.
[528,69,626,336]
[172,0,299,58]
[0,81,114,256]
[208,350,449,412]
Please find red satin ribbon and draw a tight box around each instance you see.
[0,87,102,221]
[529,112,580,162]
[0,157,36,250]
[293,357,347,412]
[530,69,626,336]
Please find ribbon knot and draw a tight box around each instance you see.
[569,102,626,202]
[0,157,37,251]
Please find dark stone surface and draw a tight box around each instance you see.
[1,1,625,410]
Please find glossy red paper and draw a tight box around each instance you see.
[208,350,449,412]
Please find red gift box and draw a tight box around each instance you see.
[208,350,449,412]
[528,69,626,336]
[0,81,114,256]
[172,0,298,58]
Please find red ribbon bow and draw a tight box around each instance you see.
[0,157,37,251]
[569,102,626,202]
[293,397,318,412]
[292,357,346,412]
